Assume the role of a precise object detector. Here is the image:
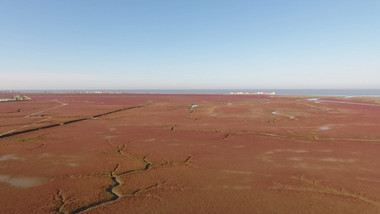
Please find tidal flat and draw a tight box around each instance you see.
[0,93,380,214]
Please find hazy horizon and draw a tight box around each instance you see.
[1,1,379,89]
[2,88,380,91]
[3,89,380,97]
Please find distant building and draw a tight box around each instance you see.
[229,91,276,95]
[0,95,32,102]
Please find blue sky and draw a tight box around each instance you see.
[1,0,379,89]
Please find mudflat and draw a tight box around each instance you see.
[1,94,380,214]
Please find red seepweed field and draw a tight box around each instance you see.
[1,93,380,214]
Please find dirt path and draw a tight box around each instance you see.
[0,99,68,137]
[0,103,148,139]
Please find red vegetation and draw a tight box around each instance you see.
[0,94,380,213]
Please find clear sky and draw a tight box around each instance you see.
[1,0,379,90]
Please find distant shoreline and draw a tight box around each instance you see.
[1,89,380,98]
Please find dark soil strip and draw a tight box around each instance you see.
[71,164,121,214]
[55,190,65,214]
[0,104,147,139]
[222,130,232,139]
[62,118,89,125]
